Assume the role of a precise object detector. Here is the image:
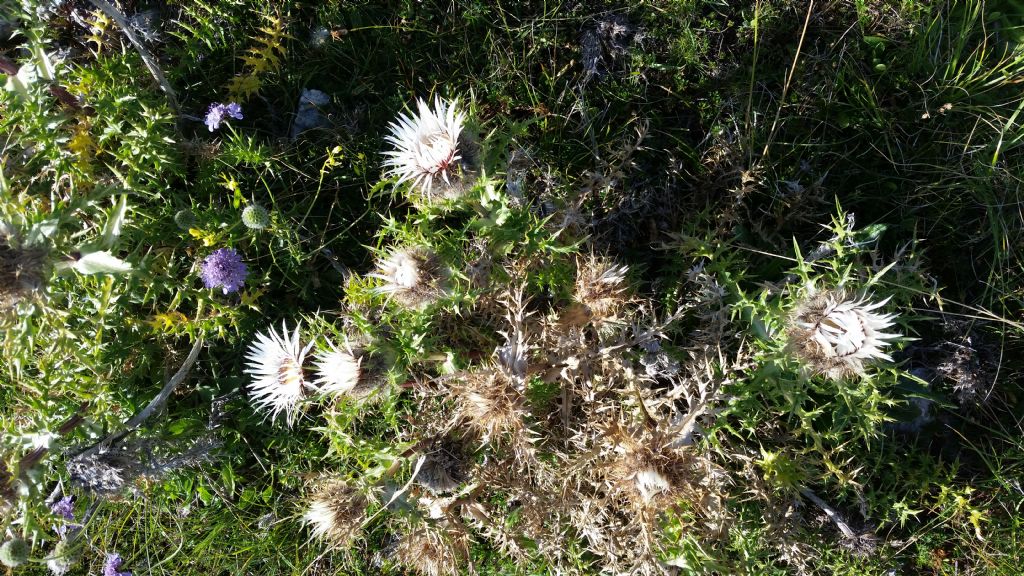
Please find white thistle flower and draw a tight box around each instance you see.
[788,290,901,378]
[368,246,450,309]
[312,343,361,397]
[244,321,314,425]
[383,96,469,201]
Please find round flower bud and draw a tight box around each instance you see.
[0,538,28,567]
[241,204,271,230]
[174,209,196,231]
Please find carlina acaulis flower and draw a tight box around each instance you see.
[243,321,315,425]
[382,96,479,203]
[241,204,271,230]
[786,288,901,379]
[0,234,47,316]
[302,479,367,549]
[369,246,451,309]
[561,256,630,327]
[312,340,361,397]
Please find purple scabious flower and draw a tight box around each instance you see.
[50,496,75,521]
[103,553,131,576]
[200,248,248,294]
[204,102,243,131]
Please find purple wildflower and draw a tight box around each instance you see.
[50,496,75,521]
[200,248,248,294]
[204,102,244,131]
[103,553,132,576]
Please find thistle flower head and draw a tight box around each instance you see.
[243,321,315,425]
[200,248,248,295]
[369,246,450,309]
[312,341,362,397]
[241,204,271,230]
[563,256,630,326]
[383,97,476,202]
[303,479,367,548]
[394,524,469,576]
[417,436,469,495]
[606,425,697,509]
[454,368,528,444]
[787,289,901,379]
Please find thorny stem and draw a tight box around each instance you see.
[86,0,179,113]
[800,487,857,539]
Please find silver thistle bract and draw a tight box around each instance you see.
[243,321,314,425]
[787,289,900,378]
[383,96,473,202]
[312,342,361,397]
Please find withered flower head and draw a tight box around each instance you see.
[564,256,630,326]
[453,368,529,444]
[369,246,451,310]
[417,436,470,495]
[303,479,367,548]
[786,288,900,379]
[605,425,697,509]
[393,523,469,576]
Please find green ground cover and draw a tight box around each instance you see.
[1,0,1022,574]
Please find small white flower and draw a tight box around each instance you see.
[312,343,361,397]
[382,96,467,199]
[789,290,901,378]
[244,321,314,425]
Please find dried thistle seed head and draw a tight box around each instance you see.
[393,524,469,576]
[369,246,450,309]
[417,436,470,495]
[0,237,47,315]
[303,479,367,548]
[786,289,900,379]
[606,427,696,509]
[566,256,630,326]
[454,368,529,443]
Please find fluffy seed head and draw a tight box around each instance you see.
[303,480,367,548]
[787,289,900,379]
[312,342,362,397]
[369,246,450,309]
[241,204,271,230]
[383,97,476,202]
[243,321,315,425]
